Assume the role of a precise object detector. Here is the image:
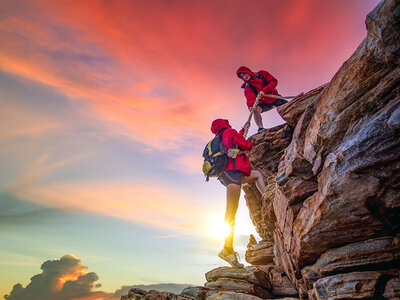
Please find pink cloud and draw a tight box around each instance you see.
[0,0,379,154]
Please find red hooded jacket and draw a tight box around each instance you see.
[236,66,279,107]
[211,119,253,176]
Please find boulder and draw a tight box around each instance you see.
[205,266,271,290]
[245,240,274,265]
[181,286,218,300]
[204,278,271,299]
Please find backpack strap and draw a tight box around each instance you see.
[245,82,258,96]
[241,72,268,96]
[217,127,227,138]
[255,72,268,86]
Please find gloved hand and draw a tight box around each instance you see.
[228,148,240,158]
[257,91,266,98]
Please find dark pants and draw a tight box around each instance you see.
[258,98,288,112]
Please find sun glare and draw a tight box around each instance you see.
[210,219,231,239]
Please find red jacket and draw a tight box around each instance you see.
[211,119,253,176]
[236,66,279,107]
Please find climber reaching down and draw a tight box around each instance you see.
[237,66,287,132]
[210,119,267,268]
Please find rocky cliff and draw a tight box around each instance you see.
[121,0,400,299]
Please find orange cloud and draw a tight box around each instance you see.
[10,180,210,232]
[4,255,120,300]
[0,0,379,160]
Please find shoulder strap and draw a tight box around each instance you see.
[241,72,267,95]
[245,82,258,95]
[255,72,268,86]
[217,128,227,137]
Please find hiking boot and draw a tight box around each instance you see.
[257,127,265,132]
[218,248,244,268]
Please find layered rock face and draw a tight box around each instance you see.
[247,0,400,298]
[121,1,399,299]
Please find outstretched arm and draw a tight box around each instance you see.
[259,70,278,94]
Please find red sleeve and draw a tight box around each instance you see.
[244,86,256,108]
[223,129,253,151]
[259,70,278,94]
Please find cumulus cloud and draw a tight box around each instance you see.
[4,255,192,300]
[4,255,116,300]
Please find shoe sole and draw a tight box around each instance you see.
[218,252,244,269]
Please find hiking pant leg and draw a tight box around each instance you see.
[273,99,288,106]
[224,183,241,249]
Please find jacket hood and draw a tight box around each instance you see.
[211,119,231,134]
[236,66,255,78]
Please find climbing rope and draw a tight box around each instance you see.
[242,91,301,138]
[226,91,301,159]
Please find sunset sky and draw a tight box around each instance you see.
[0,0,379,299]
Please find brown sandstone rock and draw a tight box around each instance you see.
[303,0,400,167]
[273,229,298,286]
[268,269,298,297]
[205,291,263,300]
[208,291,299,300]
[204,278,271,299]
[311,271,398,300]
[243,183,271,241]
[291,97,400,268]
[277,84,328,127]
[245,240,274,265]
[248,124,293,176]
[383,277,400,299]
[205,266,271,290]
[124,288,195,300]
[181,286,218,300]
[307,235,400,276]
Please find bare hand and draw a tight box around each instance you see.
[228,148,240,158]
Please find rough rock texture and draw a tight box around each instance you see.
[383,277,400,299]
[181,286,219,300]
[248,124,293,177]
[206,291,264,300]
[310,270,399,300]
[205,278,271,299]
[122,288,195,300]
[205,267,271,290]
[245,240,274,265]
[268,269,298,297]
[277,84,328,127]
[303,235,400,278]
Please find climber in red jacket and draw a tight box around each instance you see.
[211,118,267,268]
[236,66,287,132]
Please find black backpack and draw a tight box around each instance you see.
[202,130,228,182]
[240,72,268,95]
